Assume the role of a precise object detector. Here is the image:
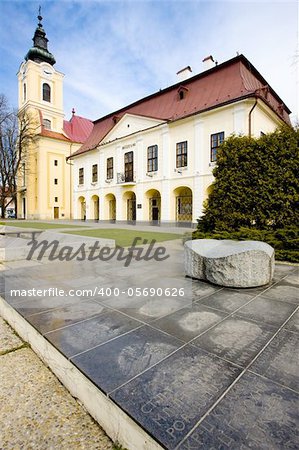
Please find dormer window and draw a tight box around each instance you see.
[278,104,284,116]
[43,119,51,130]
[177,86,188,101]
[42,83,51,102]
[113,115,120,124]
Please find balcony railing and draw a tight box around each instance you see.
[117,172,136,184]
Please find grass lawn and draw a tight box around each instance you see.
[0,221,87,230]
[64,228,182,247]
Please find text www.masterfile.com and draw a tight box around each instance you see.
[10,287,186,298]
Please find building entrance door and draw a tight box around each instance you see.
[176,196,192,222]
[54,207,59,219]
[127,199,136,221]
[149,197,160,222]
[109,199,116,221]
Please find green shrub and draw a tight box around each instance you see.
[198,126,299,232]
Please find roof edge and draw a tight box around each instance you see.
[92,54,291,126]
[69,92,290,160]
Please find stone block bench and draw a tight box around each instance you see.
[184,239,274,288]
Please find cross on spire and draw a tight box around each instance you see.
[37,5,42,26]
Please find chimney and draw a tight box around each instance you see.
[176,65,192,82]
[202,55,215,70]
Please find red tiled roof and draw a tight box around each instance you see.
[40,128,71,142]
[70,54,291,159]
[38,111,93,144]
[63,115,94,144]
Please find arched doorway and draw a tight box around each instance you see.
[174,186,192,223]
[145,189,161,224]
[91,195,99,221]
[123,191,136,222]
[105,193,116,222]
[78,196,86,221]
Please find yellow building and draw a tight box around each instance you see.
[70,55,291,226]
[17,12,92,220]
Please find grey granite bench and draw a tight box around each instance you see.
[184,239,274,288]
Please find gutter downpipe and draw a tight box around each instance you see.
[66,144,73,220]
[248,97,258,137]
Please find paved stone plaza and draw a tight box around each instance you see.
[0,236,298,449]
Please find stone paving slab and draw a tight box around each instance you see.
[249,328,299,391]
[151,303,228,342]
[72,325,183,394]
[284,271,299,286]
[284,310,299,333]
[111,344,241,449]
[26,299,107,333]
[195,289,255,313]
[261,283,299,305]
[178,372,298,450]
[99,286,191,323]
[45,310,142,358]
[192,315,277,367]
[13,295,90,317]
[235,295,297,326]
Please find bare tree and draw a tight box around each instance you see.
[0,94,35,218]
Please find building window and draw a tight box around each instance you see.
[92,164,98,183]
[107,157,113,179]
[43,119,51,130]
[176,141,188,168]
[54,178,58,185]
[54,160,58,166]
[177,86,188,101]
[54,197,58,202]
[23,83,26,102]
[79,168,84,185]
[42,83,51,102]
[211,132,224,162]
[147,145,158,172]
[124,151,134,182]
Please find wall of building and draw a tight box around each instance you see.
[17,136,79,220]
[250,99,283,137]
[18,60,65,131]
[72,98,285,225]
[72,104,236,224]
[16,59,78,220]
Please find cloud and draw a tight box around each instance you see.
[0,0,297,123]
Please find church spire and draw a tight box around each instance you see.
[25,7,56,66]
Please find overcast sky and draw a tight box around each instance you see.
[0,0,298,123]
